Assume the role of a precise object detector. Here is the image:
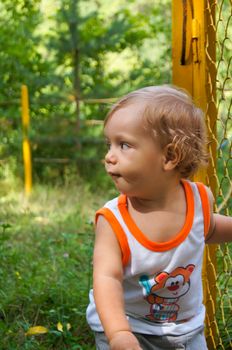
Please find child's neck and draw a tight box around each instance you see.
[126,177,187,243]
[129,177,183,213]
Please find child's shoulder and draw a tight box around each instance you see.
[101,195,120,211]
[189,180,214,204]
[184,179,212,196]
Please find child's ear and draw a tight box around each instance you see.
[162,143,181,171]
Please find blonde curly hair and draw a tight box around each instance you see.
[105,85,208,178]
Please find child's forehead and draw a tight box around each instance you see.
[108,101,147,121]
[105,104,146,130]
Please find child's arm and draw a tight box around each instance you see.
[93,215,142,350]
[206,213,232,244]
[205,187,232,244]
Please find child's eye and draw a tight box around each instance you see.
[120,142,130,150]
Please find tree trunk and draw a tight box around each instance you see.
[69,0,81,134]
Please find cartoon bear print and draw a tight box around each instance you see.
[139,264,195,322]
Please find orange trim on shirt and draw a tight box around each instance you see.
[195,182,210,237]
[95,208,131,267]
[117,180,194,252]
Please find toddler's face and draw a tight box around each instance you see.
[104,104,166,198]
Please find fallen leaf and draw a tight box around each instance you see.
[25,326,48,336]
[57,322,63,332]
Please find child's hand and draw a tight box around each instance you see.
[109,331,142,350]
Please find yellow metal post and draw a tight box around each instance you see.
[172,1,217,348]
[21,85,32,195]
[172,0,193,95]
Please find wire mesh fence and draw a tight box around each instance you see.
[204,1,231,349]
[172,1,231,348]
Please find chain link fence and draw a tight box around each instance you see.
[205,1,231,349]
[172,1,231,348]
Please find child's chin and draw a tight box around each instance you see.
[116,188,135,197]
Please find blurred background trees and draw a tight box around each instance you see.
[0,0,171,186]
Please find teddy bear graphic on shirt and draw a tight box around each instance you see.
[139,264,195,322]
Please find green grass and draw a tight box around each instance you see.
[0,176,107,349]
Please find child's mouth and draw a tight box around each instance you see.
[108,172,121,180]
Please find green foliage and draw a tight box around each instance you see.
[0,180,106,349]
[0,0,49,108]
[0,0,52,178]
[0,0,172,182]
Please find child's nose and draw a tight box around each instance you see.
[105,148,117,164]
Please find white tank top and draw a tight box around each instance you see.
[86,180,210,336]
